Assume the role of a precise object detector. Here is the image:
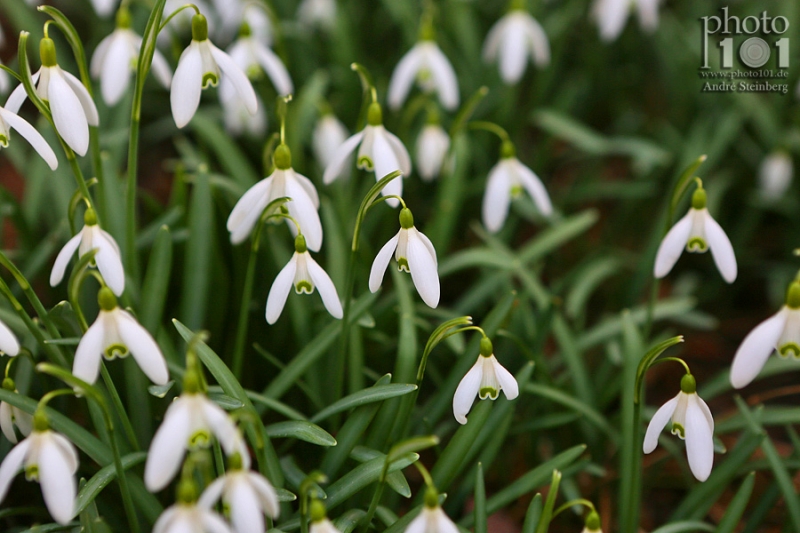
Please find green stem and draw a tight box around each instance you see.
[126,115,141,283]
[101,364,141,451]
[232,237,259,379]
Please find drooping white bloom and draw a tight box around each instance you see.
[593,0,662,42]
[483,144,552,233]
[369,208,439,308]
[452,338,518,425]
[73,287,168,386]
[388,41,459,111]
[483,10,550,84]
[730,281,800,389]
[0,316,20,357]
[6,38,99,156]
[90,9,173,106]
[50,210,125,296]
[145,391,240,491]
[313,113,349,170]
[91,0,118,17]
[310,517,342,533]
[297,0,337,31]
[220,78,267,136]
[0,426,78,524]
[758,151,793,200]
[170,13,257,128]
[653,186,736,283]
[323,102,411,207]
[415,124,450,182]
[266,235,342,324]
[643,375,714,482]
[405,504,460,533]
[0,105,59,170]
[227,145,322,250]
[0,381,32,443]
[154,503,233,533]
[227,25,293,96]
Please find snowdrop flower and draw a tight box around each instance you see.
[220,79,267,136]
[388,30,459,111]
[227,22,293,96]
[483,141,552,233]
[369,207,439,308]
[483,6,550,84]
[406,491,459,533]
[170,13,257,128]
[593,0,661,42]
[50,208,125,296]
[0,412,78,524]
[155,501,233,533]
[453,337,518,424]
[731,281,800,389]
[0,316,20,357]
[653,183,736,283]
[297,0,337,31]
[323,101,411,207]
[266,234,342,324]
[0,379,32,443]
[581,510,602,533]
[415,123,450,182]
[313,113,349,170]
[643,373,714,482]
[6,37,99,156]
[227,144,322,249]
[198,451,280,533]
[309,499,342,533]
[90,7,172,106]
[73,287,168,386]
[758,150,793,200]
[145,386,240,491]
[0,104,59,170]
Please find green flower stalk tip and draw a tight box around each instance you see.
[424,486,439,508]
[239,21,252,37]
[274,144,292,170]
[2,377,14,391]
[97,287,118,311]
[500,140,516,159]
[116,6,131,29]
[691,186,707,210]
[84,207,98,226]
[39,38,57,67]
[680,373,696,394]
[33,409,49,432]
[585,510,601,532]
[228,452,243,470]
[294,234,307,253]
[367,102,383,126]
[191,14,209,41]
[480,336,493,357]
[786,281,800,309]
[399,208,414,229]
[310,498,326,522]
[177,478,198,503]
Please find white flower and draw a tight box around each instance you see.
[154,503,233,533]
[593,0,662,42]
[483,10,550,84]
[227,27,293,96]
[0,104,59,170]
[0,426,79,524]
[653,187,736,283]
[730,281,800,389]
[227,145,322,250]
[311,517,342,533]
[266,235,342,324]
[90,12,173,106]
[483,147,553,233]
[145,391,240,491]
[0,65,8,94]
[323,102,411,207]
[388,41,459,111]
[220,79,267,136]
[50,211,125,296]
[452,338,518,425]
[6,38,99,156]
[170,13,257,128]
[73,287,168,386]
[405,504,459,533]
[0,316,20,357]
[758,151,793,200]
[297,0,337,31]
[369,208,439,308]
[313,114,349,170]
[415,124,450,182]
[643,375,714,482]
[0,384,32,443]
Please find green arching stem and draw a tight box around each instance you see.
[157,3,201,34]
[368,194,407,210]
[299,472,327,533]
[552,499,596,518]
[650,356,691,376]
[413,460,436,491]
[36,388,75,409]
[468,121,511,144]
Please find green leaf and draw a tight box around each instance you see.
[474,463,487,533]
[140,225,173,334]
[191,112,260,189]
[350,447,413,498]
[333,509,367,533]
[310,383,417,423]
[180,165,213,330]
[74,452,147,515]
[651,522,715,533]
[209,392,245,411]
[265,421,336,446]
[148,381,175,398]
[522,494,543,533]
[430,400,494,492]
[715,472,755,533]
[523,383,617,443]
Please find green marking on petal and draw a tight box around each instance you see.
[479,387,499,400]
[778,343,800,359]
[686,237,707,252]
[25,463,39,481]
[397,257,409,272]
[295,280,313,294]
[0,135,8,148]
[246,65,262,80]
[202,72,218,88]
[188,429,212,450]
[104,343,128,360]
[357,155,374,171]
[510,184,523,198]
[671,422,685,439]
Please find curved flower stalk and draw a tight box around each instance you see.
[266,234,342,324]
[50,208,125,296]
[731,280,800,389]
[369,207,439,308]
[593,0,662,42]
[653,182,736,283]
[227,22,293,96]
[90,6,172,106]
[73,287,169,386]
[323,101,411,207]
[483,6,550,84]
[483,140,552,232]
[388,40,459,111]
[7,36,99,156]
[453,336,518,424]
[0,377,32,443]
[415,123,450,182]
[758,150,793,200]
[170,13,257,128]
[313,113,349,170]
[0,103,59,170]
[643,373,714,482]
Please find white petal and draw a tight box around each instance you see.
[50,233,82,287]
[253,44,294,95]
[384,129,413,177]
[492,357,519,400]
[404,510,427,533]
[90,34,112,79]
[0,403,17,442]
[702,210,737,283]
[388,46,423,110]
[117,310,168,385]
[200,400,238,453]
[39,436,76,524]
[523,15,551,67]
[0,107,58,170]
[407,230,439,308]
[482,18,506,63]
[4,70,39,114]
[695,394,714,434]
[684,394,714,481]
[426,44,459,110]
[50,433,78,473]
[323,131,364,184]
[153,507,179,533]
[292,170,320,208]
[48,69,90,156]
[452,359,483,424]
[0,437,29,502]
[306,255,342,319]
[91,0,116,16]
[227,178,272,245]
[595,0,630,41]
[151,49,174,88]
[95,230,125,296]
[730,308,788,389]
[285,177,323,252]
[229,477,264,533]
[100,33,134,105]
[482,162,512,233]
[171,44,203,128]
[499,19,528,84]
[202,510,235,533]
[653,210,694,279]
[266,256,298,324]
[432,507,460,533]
[643,395,678,453]
[372,130,403,206]
[211,45,257,115]
[369,233,400,293]
[247,472,280,518]
[514,159,553,216]
[0,317,19,356]
[72,317,106,385]
[416,230,437,268]
[197,477,225,509]
[61,69,99,126]
[145,399,191,491]
[636,0,661,32]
